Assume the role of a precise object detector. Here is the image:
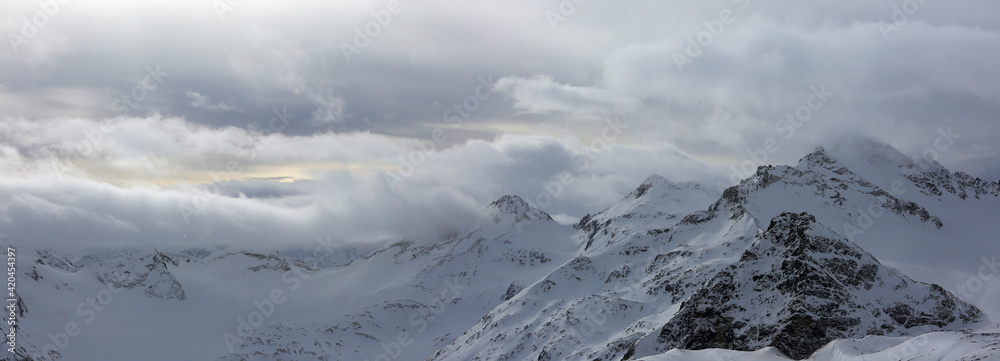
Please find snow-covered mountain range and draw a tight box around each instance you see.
[6,138,1000,361]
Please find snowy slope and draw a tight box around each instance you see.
[633,329,1000,361]
[427,180,767,361]
[722,145,1000,320]
[428,142,998,361]
[5,194,586,361]
[630,212,981,359]
[217,195,582,361]
[6,139,1000,361]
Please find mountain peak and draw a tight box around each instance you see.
[827,135,946,172]
[643,174,668,183]
[824,136,999,200]
[629,174,669,198]
[488,195,553,223]
[592,175,718,224]
[635,211,982,359]
[627,174,710,200]
[489,194,529,210]
[796,146,841,170]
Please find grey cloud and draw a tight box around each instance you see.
[1,0,999,250]
[493,75,643,118]
[186,91,235,112]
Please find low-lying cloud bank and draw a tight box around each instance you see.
[0,115,722,251]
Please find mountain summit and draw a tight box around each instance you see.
[10,139,999,361]
[632,212,981,359]
[488,194,554,223]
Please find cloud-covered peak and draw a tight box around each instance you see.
[488,195,554,224]
[2,0,999,258]
[826,135,936,172]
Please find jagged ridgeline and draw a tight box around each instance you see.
[11,139,1000,361]
[630,212,980,359]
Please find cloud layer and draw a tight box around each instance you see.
[1,0,998,249]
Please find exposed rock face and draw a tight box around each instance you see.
[13,139,1000,361]
[81,249,188,300]
[633,212,981,359]
[35,248,78,272]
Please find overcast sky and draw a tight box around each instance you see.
[1,0,998,251]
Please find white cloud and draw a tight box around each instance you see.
[0,115,421,184]
[493,75,642,119]
[186,91,235,112]
[601,17,1000,108]
[307,89,346,126]
[0,115,727,250]
[2,0,1000,252]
